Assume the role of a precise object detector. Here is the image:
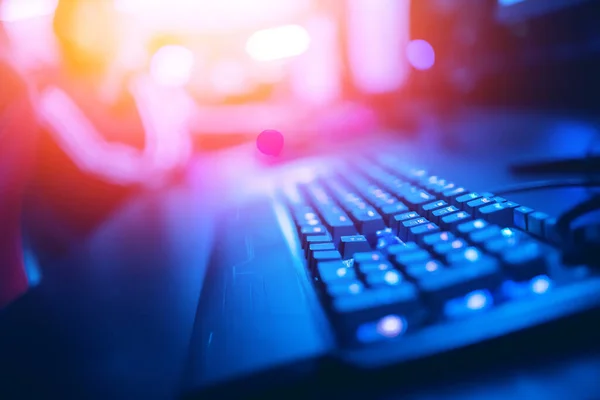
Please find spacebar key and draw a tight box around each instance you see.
[331,284,426,344]
[418,258,503,309]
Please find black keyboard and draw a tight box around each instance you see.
[283,155,565,346]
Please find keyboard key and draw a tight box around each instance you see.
[421,175,442,188]
[394,249,432,269]
[418,258,502,307]
[380,202,409,225]
[293,207,320,225]
[408,168,428,181]
[352,209,386,237]
[326,280,364,297]
[365,269,404,287]
[399,217,429,241]
[498,227,525,239]
[422,231,455,247]
[339,235,371,259]
[403,188,436,211]
[528,211,550,237]
[357,183,399,212]
[317,261,357,284]
[390,211,420,235]
[300,225,328,248]
[483,231,529,254]
[501,242,549,281]
[405,260,444,280]
[469,225,503,244]
[308,243,336,267]
[431,206,459,224]
[427,180,454,194]
[443,187,468,204]
[422,200,448,219]
[433,239,469,258]
[331,284,421,316]
[358,261,394,275]
[446,247,485,265]
[327,216,359,243]
[305,236,333,258]
[387,242,421,258]
[330,287,425,344]
[375,230,403,253]
[440,211,472,230]
[456,219,488,235]
[455,193,481,209]
[409,223,440,244]
[354,251,386,265]
[492,196,507,204]
[513,206,534,230]
[292,212,314,228]
[465,197,495,214]
[311,250,342,272]
[479,202,519,226]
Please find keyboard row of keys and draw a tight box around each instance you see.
[370,158,558,242]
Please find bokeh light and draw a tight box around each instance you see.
[376,315,405,338]
[150,45,195,87]
[246,24,310,61]
[406,39,435,70]
[0,0,58,22]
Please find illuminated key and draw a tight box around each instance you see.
[514,206,534,230]
[317,261,357,284]
[339,235,371,259]
[422,200,448,219]
[422,231,455,247]
[409,222,440,244]
[455,193,481,209]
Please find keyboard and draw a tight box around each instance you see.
[282,154,571,347]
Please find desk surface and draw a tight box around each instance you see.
[1,109,600,399]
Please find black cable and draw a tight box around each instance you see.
[509,133,600,195]
[585,134,600,195]
[491,179,600,196]
[555,194,600,267]
[509,156,600,176]
[556,194,600,239]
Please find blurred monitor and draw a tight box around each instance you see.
[1,0,417,136]
[112,0,413,135]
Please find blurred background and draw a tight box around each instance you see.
[3,0,599,154]
[2,0,600,298]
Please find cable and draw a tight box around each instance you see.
[509,156,600,176]
[585,134,600,196]
[556,194,600,238]
[491,179,600,196]
[509,133,600,194]
[555,194,600,267]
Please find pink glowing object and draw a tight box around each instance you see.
[257,129,284,156]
